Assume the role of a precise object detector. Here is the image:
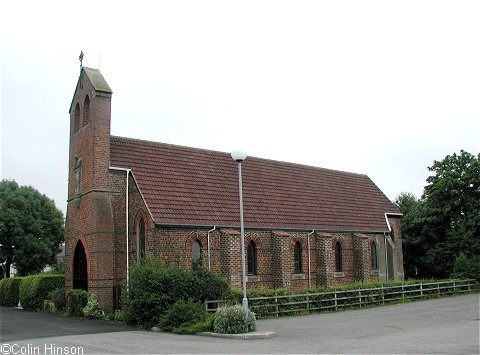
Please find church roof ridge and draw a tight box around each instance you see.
[110,135,370,179]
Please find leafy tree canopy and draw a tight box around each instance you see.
[0,180,64,277]
[396,150,480,279]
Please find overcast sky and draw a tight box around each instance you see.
[1,0,479,215]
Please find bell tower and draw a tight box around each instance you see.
[65,66,116,308]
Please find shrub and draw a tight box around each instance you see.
[66,289,89,317]
[173,313,215,335]
[114,310,126,322]
[213,305,256,334]
[83,293,103,319]
[47,288,66,311]
[125,257,229,328]
[159,299,208,332]
[0,277,23,307]
[19,274,64,311]
[451,253,480,281]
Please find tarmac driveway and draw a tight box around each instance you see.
[1,293,479,354]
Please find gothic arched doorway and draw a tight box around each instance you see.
[73,240,88,291]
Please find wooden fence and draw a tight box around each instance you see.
[205,279,477,319]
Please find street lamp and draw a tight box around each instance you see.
[231,149,249,313]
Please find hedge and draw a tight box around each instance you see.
[0,277,23,307]
[18,274,64,311]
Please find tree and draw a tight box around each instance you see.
[0,180,64,277]
[396,150,480,279]
[395,192,424,278]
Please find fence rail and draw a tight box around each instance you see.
[205,279,477,319]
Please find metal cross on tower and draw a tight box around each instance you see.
[79,51,84,69]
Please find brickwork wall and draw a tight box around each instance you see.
[352,233,372,281]
[64,70,117,310]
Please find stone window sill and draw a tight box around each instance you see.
[334,272,345,278]
[291,273,306,280]
[247,275,259,282]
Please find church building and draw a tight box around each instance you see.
[64,67,404,310]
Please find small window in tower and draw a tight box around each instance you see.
[73,103,81,133]
[74,157,82,196]
[83,96,90,126]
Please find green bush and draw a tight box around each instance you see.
[83,293,103,319]
[213,304,256,334]
[451,253,480,281]
[125,258,228,328]
[114,310,126,322]
[66,289,89,317]
[159,299,208,332]
[0,277,23,307]
[47,288,66,311]
[173,313,215,335]
[19,274,64,311]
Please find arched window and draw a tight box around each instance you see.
[73,103,81,133]
[335,241,342,272]
[247,240,257,275]
[192,240,201,270]
[294,241,302,273]
[137,218,145,261]
[83,96,90,126]
[371,241,378,270]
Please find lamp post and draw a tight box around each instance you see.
[231,149,249,313]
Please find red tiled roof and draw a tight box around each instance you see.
[110,136,400,232]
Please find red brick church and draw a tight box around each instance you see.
[64,67,404,309]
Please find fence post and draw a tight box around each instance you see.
[381,285,384,304]
[275,295,279,318]
[437,281,440,295]
[420,283,423,297]
[307,294,310,313]
[358,290,362,307]
[402,285,405,299]
[468,279,471,291]
[334,292,338,311]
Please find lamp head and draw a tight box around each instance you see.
[231,150,248,163]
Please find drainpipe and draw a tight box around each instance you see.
[110,167,131,292]
[307,230,315,289]
[207,226,216,271]
[384,232,388,282]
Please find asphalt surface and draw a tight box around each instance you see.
[1,293,479,354]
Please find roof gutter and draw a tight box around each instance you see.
[155,222,390,235]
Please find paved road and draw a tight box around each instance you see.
[1,294,479,354]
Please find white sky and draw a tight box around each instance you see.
[1,0,479,215]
